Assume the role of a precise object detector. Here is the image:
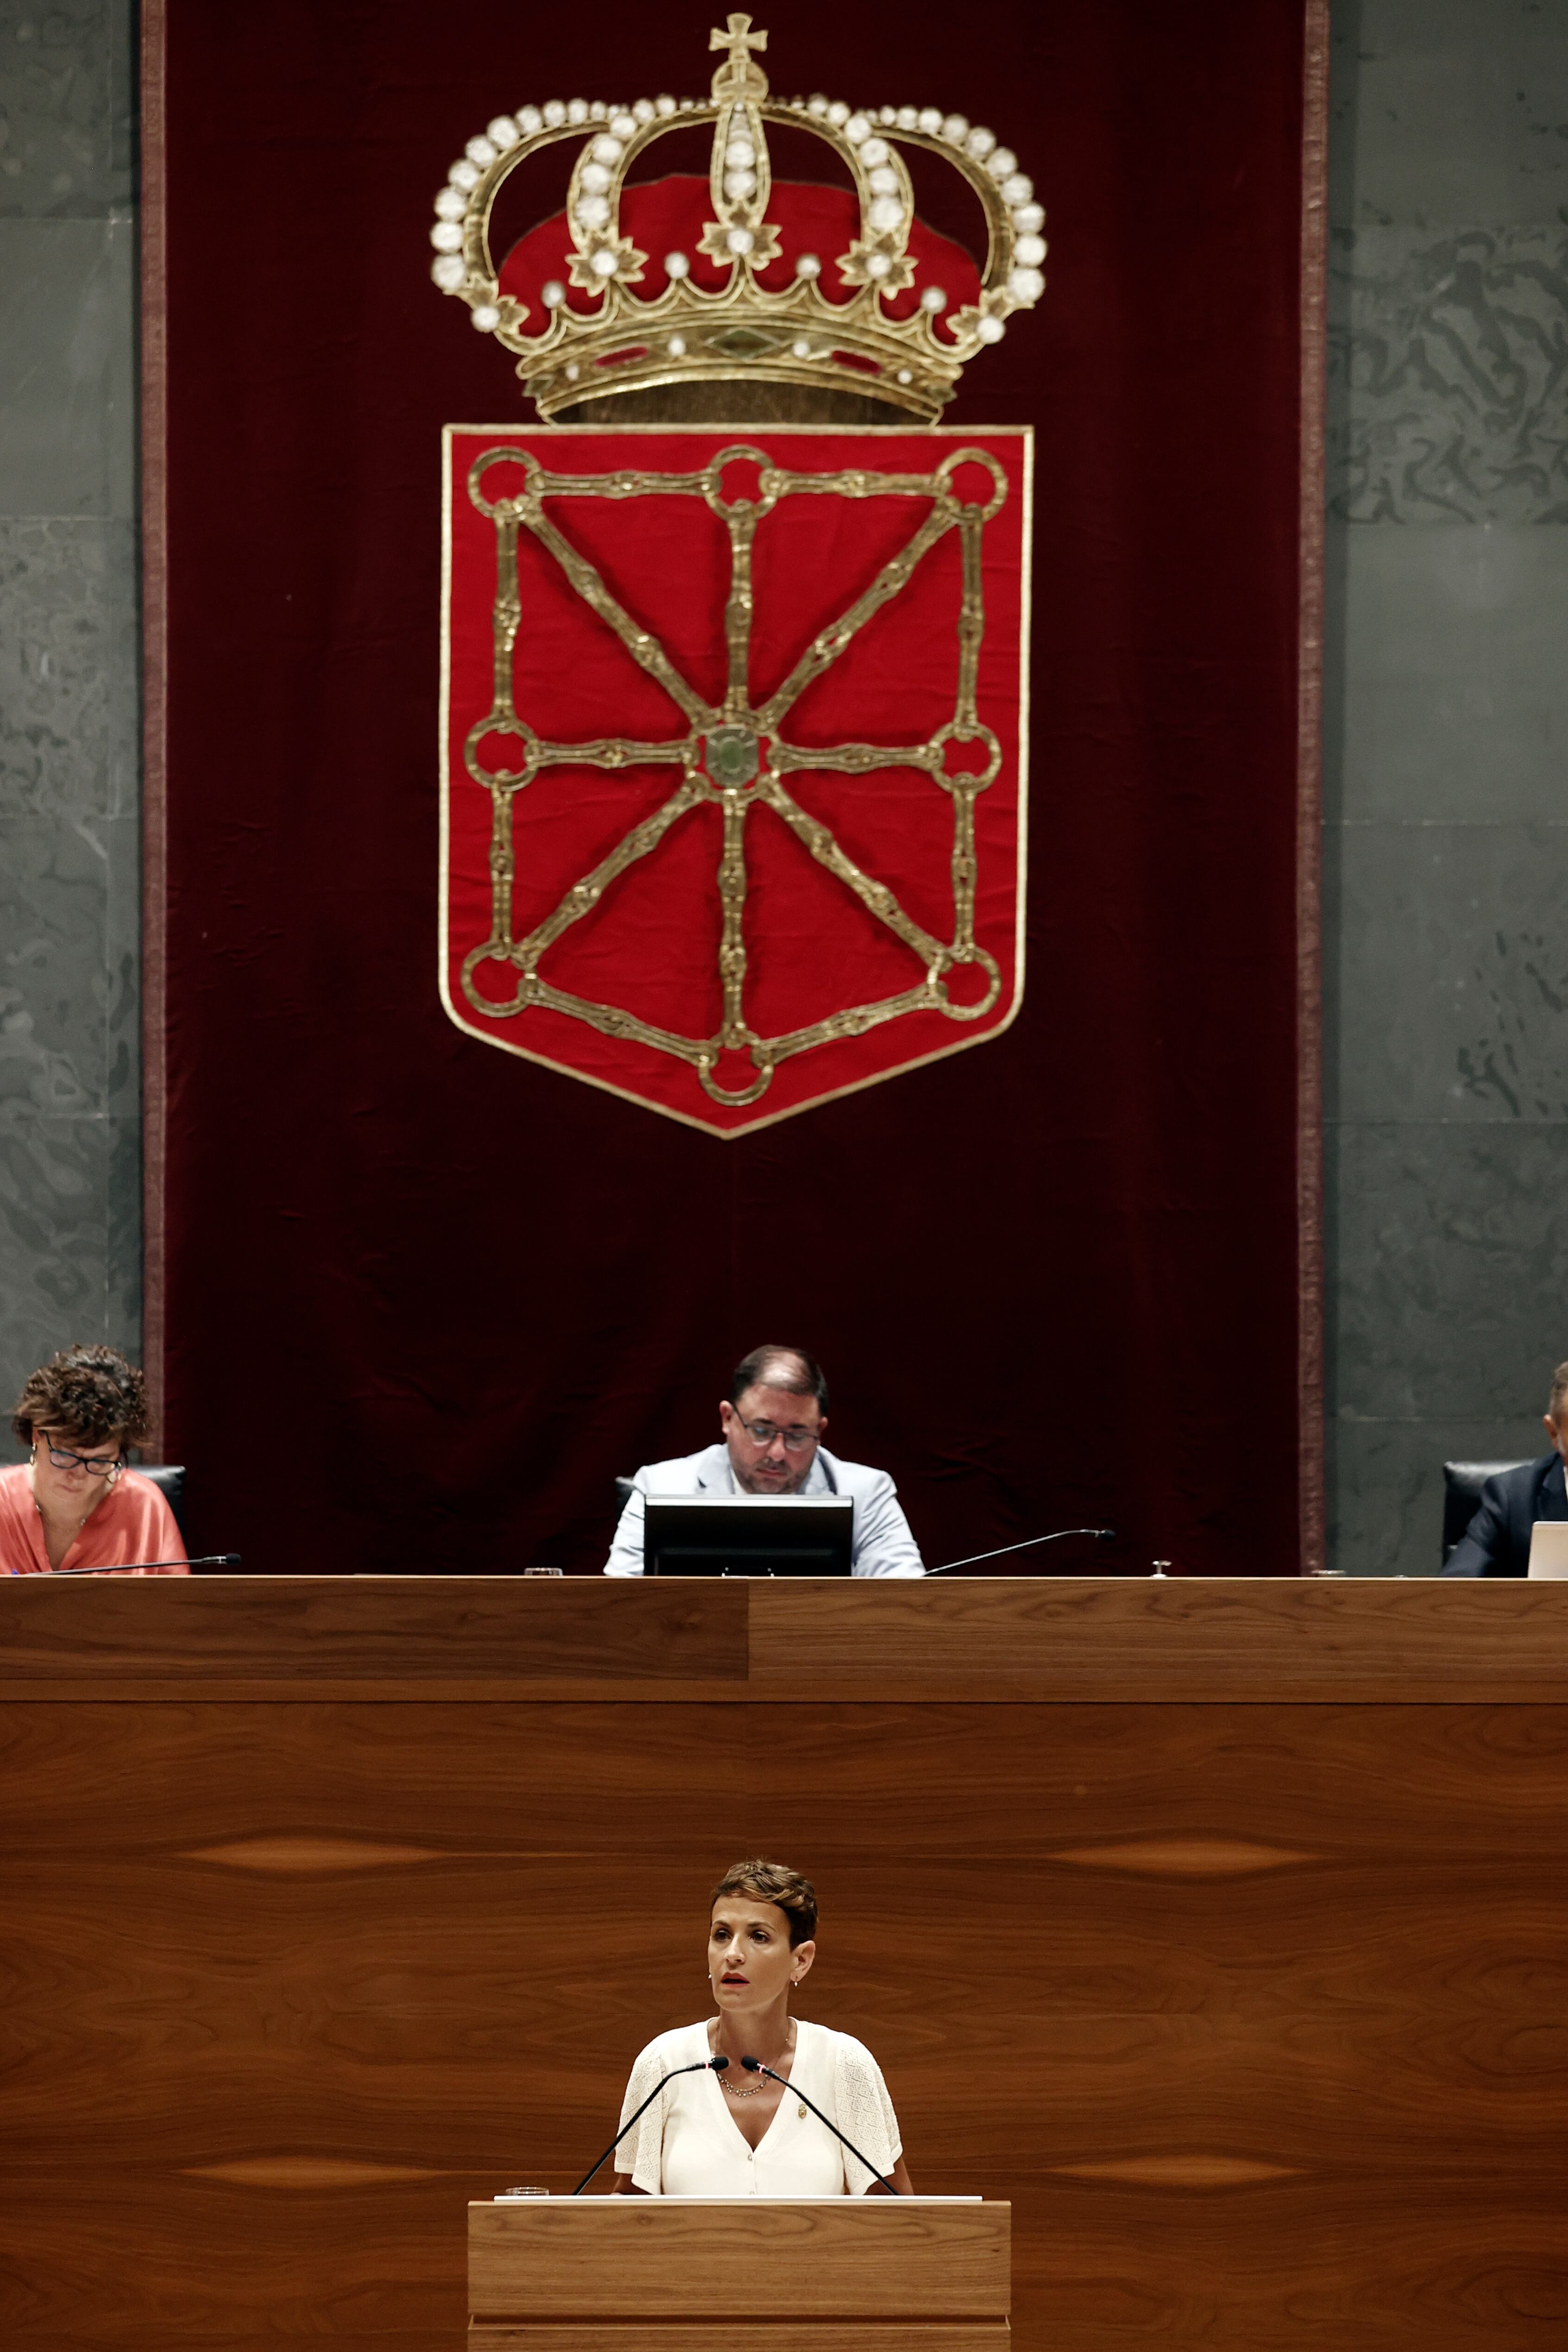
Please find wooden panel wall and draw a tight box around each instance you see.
[4,1581,1568,2349]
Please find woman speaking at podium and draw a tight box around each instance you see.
[610,1859,914,2197]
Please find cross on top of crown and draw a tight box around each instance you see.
[709,13,769,100]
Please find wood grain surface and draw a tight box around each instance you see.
[5,1583,1568,2348]
[469,2328,1007,2352]
[7,1575,1568,1701]
[0,1575,747,1687]
[468,2200,1010,2317]
[746,1577,1568,1700]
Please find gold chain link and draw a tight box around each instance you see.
[459,444,1008,1108]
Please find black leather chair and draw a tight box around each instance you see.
[135,1463,187,1536]
[1442,1460,1529,1566]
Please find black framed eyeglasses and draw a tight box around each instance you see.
[733,1416,819,1453]
[42,1441,125,1477]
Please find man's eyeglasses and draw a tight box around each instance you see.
[733,1417,819,1453]
[42,1441,125,1477]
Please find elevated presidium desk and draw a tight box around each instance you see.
[5,1576,1568,2352]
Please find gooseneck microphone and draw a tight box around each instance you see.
[50,1554,243,1575]
[925,1528,1116,1577]
[572,2056,729,2195]
[740,2056,898,2194]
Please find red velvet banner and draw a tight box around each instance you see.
[156,1,1314,1576]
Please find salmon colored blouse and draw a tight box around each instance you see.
[0,1464,188,1576]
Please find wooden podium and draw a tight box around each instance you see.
[468,2197,1011,2352]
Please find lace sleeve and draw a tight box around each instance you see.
[832,2035,903,2195]
[613,2040,670,2195]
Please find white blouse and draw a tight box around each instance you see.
[614,2020,902,2197]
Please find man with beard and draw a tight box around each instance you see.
[603,1344,923,1577]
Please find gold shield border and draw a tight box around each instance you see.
[438,422,1034,1140]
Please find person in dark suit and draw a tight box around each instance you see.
[1443,1360,1568,1576]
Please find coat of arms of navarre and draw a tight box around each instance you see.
[433,17,1041,1136]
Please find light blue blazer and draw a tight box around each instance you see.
[602,1441,925,1577]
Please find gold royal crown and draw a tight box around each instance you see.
[429,15,1045,421]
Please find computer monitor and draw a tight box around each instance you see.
[644,1494,854,1577]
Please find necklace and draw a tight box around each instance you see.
[715,2020,796,2097]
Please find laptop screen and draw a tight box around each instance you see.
[644,1495,853,1577]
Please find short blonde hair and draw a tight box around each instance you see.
[710,1857,817,1947]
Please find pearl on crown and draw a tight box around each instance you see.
[430,62,1047,399]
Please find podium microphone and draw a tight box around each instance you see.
[740,2057,899,2194]
[571,2057,729,2195]
[925,1528,1116,1577]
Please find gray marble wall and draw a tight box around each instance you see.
[1325,0,1568,1572]
[0,0,140,1440]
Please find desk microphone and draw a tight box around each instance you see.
[48,1554,242,1575]
[925,1528,1116,1577]
[740,2057,898,2193]
[571,2057,728,2194]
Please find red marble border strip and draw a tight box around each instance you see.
[1296,0,1330,1575]
[139,0,169,1454]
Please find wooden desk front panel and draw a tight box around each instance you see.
[468,2198,1010,2316]
[4,1583,1568,2349]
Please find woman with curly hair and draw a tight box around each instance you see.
[1,1345,187,1576]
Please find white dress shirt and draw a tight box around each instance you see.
[614,2020,903,2196]
[602,1442,924,1577]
